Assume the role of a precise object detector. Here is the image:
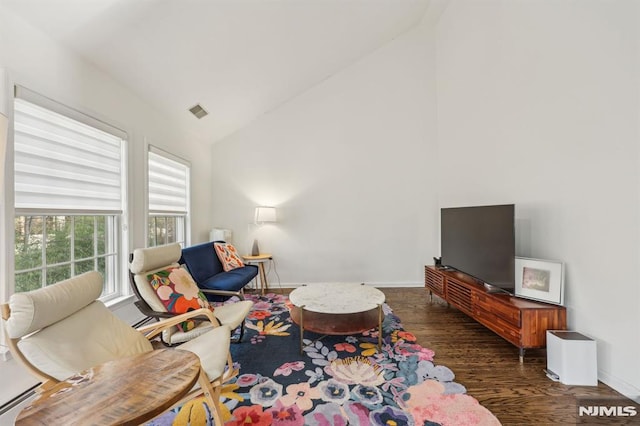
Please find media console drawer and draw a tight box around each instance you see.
[475,310,521,345]
[424,265,567,362]
[474,293,521,327]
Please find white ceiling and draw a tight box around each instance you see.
[3,0,431,144]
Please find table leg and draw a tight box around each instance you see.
[258,263,268,295]
[299,306,305,354]
[378,304,383,350]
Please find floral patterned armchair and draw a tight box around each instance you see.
[129,243,253,345]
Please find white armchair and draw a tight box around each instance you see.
[1,271,233,424]
[129,243,253,345]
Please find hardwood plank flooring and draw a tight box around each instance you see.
[274,286,632,425]
[380,287,632,425]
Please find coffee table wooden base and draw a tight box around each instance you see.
[290,304,383,353]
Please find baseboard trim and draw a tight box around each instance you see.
[598,371,640,403]
[0,383,39,417]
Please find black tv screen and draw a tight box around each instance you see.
[441,204,515,291]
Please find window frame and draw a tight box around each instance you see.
[146,145,190,248]
[10,86,129,303]
[13,214,121,298]
[148,214,187,247]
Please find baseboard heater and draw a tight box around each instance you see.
[0,383,40,417]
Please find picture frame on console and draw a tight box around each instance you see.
[515,257,565,305]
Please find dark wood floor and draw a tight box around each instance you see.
[273,286,630,425]
[378,287,630,425]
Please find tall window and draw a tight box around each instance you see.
[147,147,190,247]
[13,87,127,301]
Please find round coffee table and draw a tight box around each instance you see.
[289,283,385,352]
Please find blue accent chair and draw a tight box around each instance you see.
[179,241,258,301]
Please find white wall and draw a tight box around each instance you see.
[0,4,216,334]
[0,4,218,402]
[435,0,639,398]
[210,0,639,400]
[210,23,439,286]
[0,6,215,251]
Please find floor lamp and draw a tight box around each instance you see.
[251,206,276,256]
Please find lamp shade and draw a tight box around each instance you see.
[254,206,277,224]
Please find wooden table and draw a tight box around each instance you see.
[242,253,272,295]
[16,349,200,426]
[289,283,385,353]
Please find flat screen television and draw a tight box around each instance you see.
[440,204,515,293]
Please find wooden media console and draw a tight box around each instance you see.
[424,265,566,362]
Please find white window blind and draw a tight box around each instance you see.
[148,148,189,214]
[14,97,125,213]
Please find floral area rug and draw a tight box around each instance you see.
[148,292,501,425]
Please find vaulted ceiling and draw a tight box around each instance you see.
[3,0,431,143]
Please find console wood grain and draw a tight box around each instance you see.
[425,265,567,362]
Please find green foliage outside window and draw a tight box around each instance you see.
[14,215,115,293]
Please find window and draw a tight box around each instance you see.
[147,147,190,247]
[13,87,127,301]
[14,215,119,294]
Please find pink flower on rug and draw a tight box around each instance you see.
[252,300,272,311]
[249,310,272,320]
[409,395,501,426]
[274,361,305,377]
[334,343,357,353]
[399,379,446,401]
[362,329,380,339]
[380,376,406,392]
[279,382,321,411]
[399,379,501,426]
[304,402,348,425]
[236,373,259,387]
[271,294,288,304]
[227,405,273,426]
[395,343,435,361]
[343,402,371,425]
[267,401,305,425]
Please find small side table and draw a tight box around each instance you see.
[242,254,272,295]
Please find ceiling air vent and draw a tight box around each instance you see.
[189,104,208,119]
